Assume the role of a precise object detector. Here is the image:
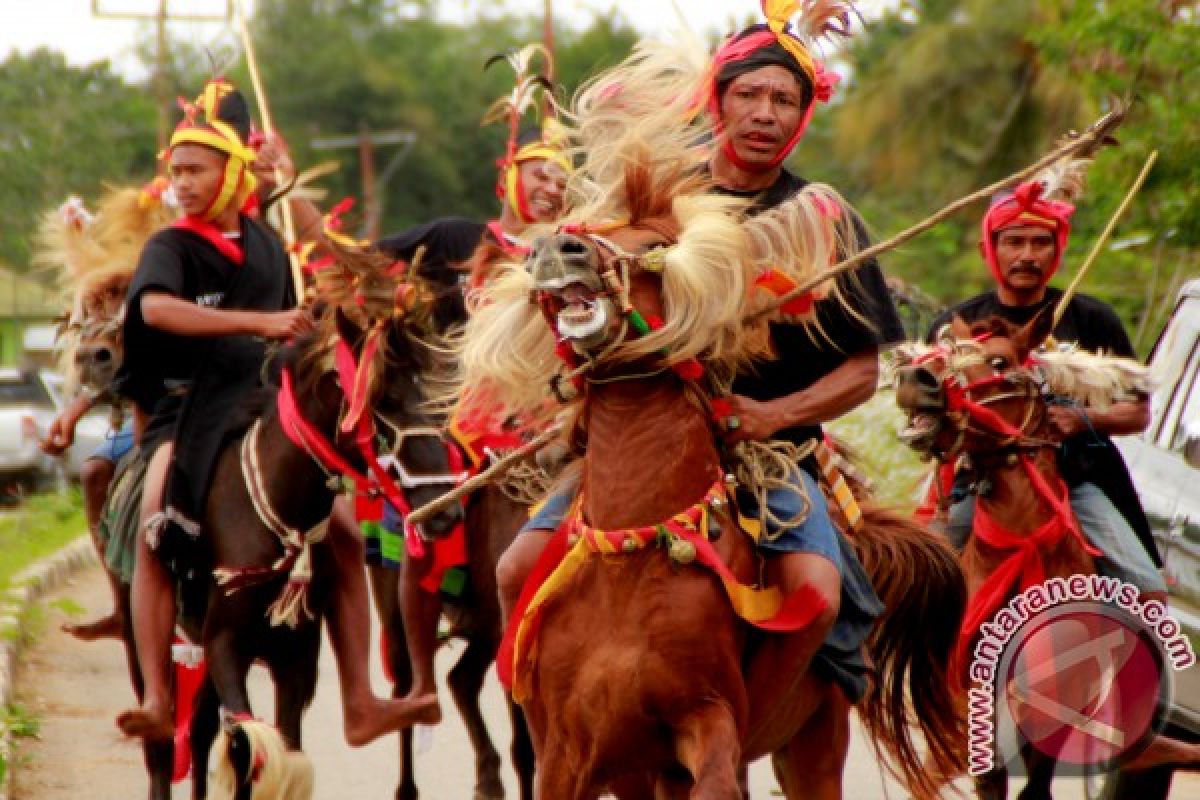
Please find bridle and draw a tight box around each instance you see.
[912,334,1055,462]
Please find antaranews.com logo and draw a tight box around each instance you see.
[967,574,1196,776]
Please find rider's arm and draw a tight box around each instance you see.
[42,391,98,455]
[767,347,879,430]
[1050,396,1151,439]
[140,292,309,340]
[727,348,879,442]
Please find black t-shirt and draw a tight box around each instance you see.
[927,287,1135,357]
[377,216,487,330]
[723,170,906,447]
[118,217,292,416]
[927,287,1161,566]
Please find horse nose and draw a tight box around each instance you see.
[553,233,590,256]
[895,365,943,410]
[76,344,113,366]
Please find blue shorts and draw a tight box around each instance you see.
[91,420,135,464]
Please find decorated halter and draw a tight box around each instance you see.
[703,1,849,173]
[981,180,1074,284]
[535,221,706,399]
[483,44,572,224]
[911,330,1055,462]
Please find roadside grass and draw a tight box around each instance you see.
[0,490,85,593]
[828,389,930,512]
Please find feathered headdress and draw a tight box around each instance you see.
[482,45,571,223]
[981,118,1119,282]
[702,1,855,171]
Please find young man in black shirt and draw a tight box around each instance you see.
[925,185,1166,600]
[115,80,434,744]
[497,17,906,713]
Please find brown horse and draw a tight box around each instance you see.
[893,309,1200,798]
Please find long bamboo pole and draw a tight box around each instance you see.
[405,425,564,527]
[234,0,305,302]
[746,106,1127,322]
[1052,151,1158,327]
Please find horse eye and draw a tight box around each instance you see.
[989,357,1008,370]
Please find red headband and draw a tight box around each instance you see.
[981,181,1074,283]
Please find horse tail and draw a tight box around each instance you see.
[852,502,968,798]
[209,719,314,800]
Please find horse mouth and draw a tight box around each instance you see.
[541,282,611,346]
[899,412,941,450]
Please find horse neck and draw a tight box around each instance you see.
[581,374,719,530]
[974,444,1067,538]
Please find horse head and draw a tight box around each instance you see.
[70,272,131,392]
[305,242,465,540]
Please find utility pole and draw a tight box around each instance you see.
[310,130,417,241]
[543,0,555,85]
[91,1,233,150]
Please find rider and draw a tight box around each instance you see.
[497,11,906,713]
[924,183,1167,601]
[374,118,569,717]
[114,78,432,745]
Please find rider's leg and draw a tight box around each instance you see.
[496,480,578,624]
[116,440,176,741]
[398,544,445,718]
[1069,481,1168,604]
[64,454,122,640]
[744,467,845,731]
[324,499,439,745]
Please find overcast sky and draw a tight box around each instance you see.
[2,1,886,79]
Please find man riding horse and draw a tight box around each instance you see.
[923,177,1166,603]
[114,78,433,746]
[496,0,906,716]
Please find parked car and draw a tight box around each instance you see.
[0,367,65,499]
[1088,278,1200,799]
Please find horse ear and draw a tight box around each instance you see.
[949,314,972,340]
[1015,305,1056,357]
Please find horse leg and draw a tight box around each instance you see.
[974,767,1008,800]
[507,699,535,800]
[190,676,220,800]
[771,685,849,800]
[368,564,420,800]
[673,703,742,800]
[115,581,174,800]
[1014,743,1055,800]
[447,634,504,800]
[268,623,322,750]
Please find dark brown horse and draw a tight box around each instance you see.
[893,310,1200,798]
[183,259,465,798]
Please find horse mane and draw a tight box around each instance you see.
[1033,346,1152,408]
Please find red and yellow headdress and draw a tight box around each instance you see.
[482,45,571,223]
[703,1,853,172]
[980,144,1098,283]
[166,78,259,220]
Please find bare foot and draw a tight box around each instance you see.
[62,612,122,641]
[116,704,174,741]
[344,694,442,747]
[1122,734,1200,772]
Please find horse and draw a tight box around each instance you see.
[34,186,179,798]
[452,39,967,798]
[892,309,1200,798]
[179,245,466,798]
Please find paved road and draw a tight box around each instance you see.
[13,566,1200,798]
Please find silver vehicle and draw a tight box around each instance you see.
[0,367,65,499]
[1089,279,1200,798]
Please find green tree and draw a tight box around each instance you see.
[0,49,157,270]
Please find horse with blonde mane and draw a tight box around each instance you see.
[454,39,966,799]
[893,310,1200,797]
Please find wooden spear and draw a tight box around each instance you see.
[1052,150,1158,327]
[234,0,305,301]
[405,425,564,527]
[746,105,1128,323]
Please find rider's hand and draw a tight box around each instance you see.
[1047,405,1089,440]
[720,394,780,444]
[256,309,316,341]
[252,131,295,189]
[42,412,77,455]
